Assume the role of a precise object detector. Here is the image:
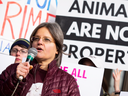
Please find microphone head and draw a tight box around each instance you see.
[28,47,38,59]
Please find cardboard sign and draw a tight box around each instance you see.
[60,62,104,96]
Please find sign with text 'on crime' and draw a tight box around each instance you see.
[60,62,104,96]
[56,0,128,71]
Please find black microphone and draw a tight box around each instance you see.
[18,47,38,81]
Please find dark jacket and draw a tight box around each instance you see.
[0,59,80,96]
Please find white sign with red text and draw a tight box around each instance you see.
[0,0,57,54]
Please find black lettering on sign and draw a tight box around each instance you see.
[63,43,126,64]
[69,0,127,17]
[56,16,128,46]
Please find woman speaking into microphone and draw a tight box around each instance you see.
[0,22,80,96]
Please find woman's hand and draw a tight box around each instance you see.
[112,68,122,92]
[16,62,30,80]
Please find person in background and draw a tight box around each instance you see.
[0,22,80,96]
[10,38,30,63]
[78,55,121,96]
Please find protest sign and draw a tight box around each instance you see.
[60,62,104,96]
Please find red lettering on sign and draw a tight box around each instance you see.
[0,0,3,4]
[0,2,22,39]
[24,7,42,38]
[46,13,56,22]
[0,1,56,39]
[19,5,27,38]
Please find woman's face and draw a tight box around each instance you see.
[32,27,58,62]
[10,45,28,63]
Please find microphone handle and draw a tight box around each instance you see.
[18,58,30,81]
[18,58,32,81]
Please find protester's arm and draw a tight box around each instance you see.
[0,64,18,96]
[112,69,122,95]
[0,63,28,96]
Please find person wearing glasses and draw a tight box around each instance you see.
[0,22,80,96]
[10,38,30,63]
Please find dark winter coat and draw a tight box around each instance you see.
[0,59,80,96]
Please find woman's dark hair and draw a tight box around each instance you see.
[29,22,64,66]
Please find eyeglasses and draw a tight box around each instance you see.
[31,36,54,44]
[11,48,28,54]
